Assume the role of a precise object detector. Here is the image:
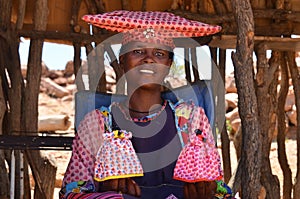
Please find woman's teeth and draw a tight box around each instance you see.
[140,69,154,74]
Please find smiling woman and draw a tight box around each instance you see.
[58,10,235,199]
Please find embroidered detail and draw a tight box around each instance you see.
[98,106,111,131]
[195,129,206,142]
[174,103,193,131]
[100,106,109,117]
[143,27,155,38]
[113,130,125,139]
[215,180,236,199]
[64,180,95,194]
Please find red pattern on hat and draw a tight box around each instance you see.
[82,10,221,37]
[82,11,221,48]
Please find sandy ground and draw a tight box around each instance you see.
[37,92,298,199]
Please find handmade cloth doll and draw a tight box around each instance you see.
[94,130,143,181]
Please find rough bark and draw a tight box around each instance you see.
[0,76,9,198]
[0,1,25,198]
[255,48,280,199]
[231,0,262,198]
[22,0,57,198]
[286,52,300,199]
[277,52,293,199]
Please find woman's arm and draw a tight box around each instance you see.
[61,110,105,194]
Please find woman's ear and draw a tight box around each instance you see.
[168,59,173,68]
[118,55,124,71]
[119,55,124,65]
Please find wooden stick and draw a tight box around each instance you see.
[18,30,115,45]
[24,151,47,198]
[16,0,26,30]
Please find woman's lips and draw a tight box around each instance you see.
[139,69,155,74]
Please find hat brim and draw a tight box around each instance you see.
[82,10,222,37]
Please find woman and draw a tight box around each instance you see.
[60,11,233,199]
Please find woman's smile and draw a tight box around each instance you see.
[139,69,155,74]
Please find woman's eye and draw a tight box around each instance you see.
[155,51,167,57]
[133,49,143,54]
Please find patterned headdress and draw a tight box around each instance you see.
[82,10,222,49]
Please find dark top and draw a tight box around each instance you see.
[111,102,184,199]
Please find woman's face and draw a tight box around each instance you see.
[119,42,173,90]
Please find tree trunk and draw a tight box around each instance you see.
[22,0,57,198]
[277,52,293,199]
[231,0,262,198]
[0,76,9,198]
[0,1,25,198]
[286,52,300,199]
[255,48,280,199]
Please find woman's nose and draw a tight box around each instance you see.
[143,51,154,63]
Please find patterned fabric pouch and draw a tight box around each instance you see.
[94,130,144,181]
[173,128,223,182]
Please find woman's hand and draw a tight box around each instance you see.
[184,181,217,199]
[99,178,141,197]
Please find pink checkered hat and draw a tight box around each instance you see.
[82,10,222,48]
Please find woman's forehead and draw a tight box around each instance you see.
[127,41,172,50]
[120,41,173,55]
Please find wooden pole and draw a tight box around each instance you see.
[184,48,191,83]
[231,0,262,198]
[286,52,300,199]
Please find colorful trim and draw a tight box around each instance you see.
[65,192,124,199]
[94,173,144,182]
[173,175,223,183]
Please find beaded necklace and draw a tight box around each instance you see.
[116,100,168,123]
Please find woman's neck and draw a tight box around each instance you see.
[126,88,163,115]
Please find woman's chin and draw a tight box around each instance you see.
[129,82,162,91]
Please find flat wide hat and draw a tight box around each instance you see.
[82,10,222,37]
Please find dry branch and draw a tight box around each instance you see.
[277,52,293,199]
[286,52,300,199]
[18,30,115,45]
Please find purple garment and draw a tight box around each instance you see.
[111,102,184,199]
